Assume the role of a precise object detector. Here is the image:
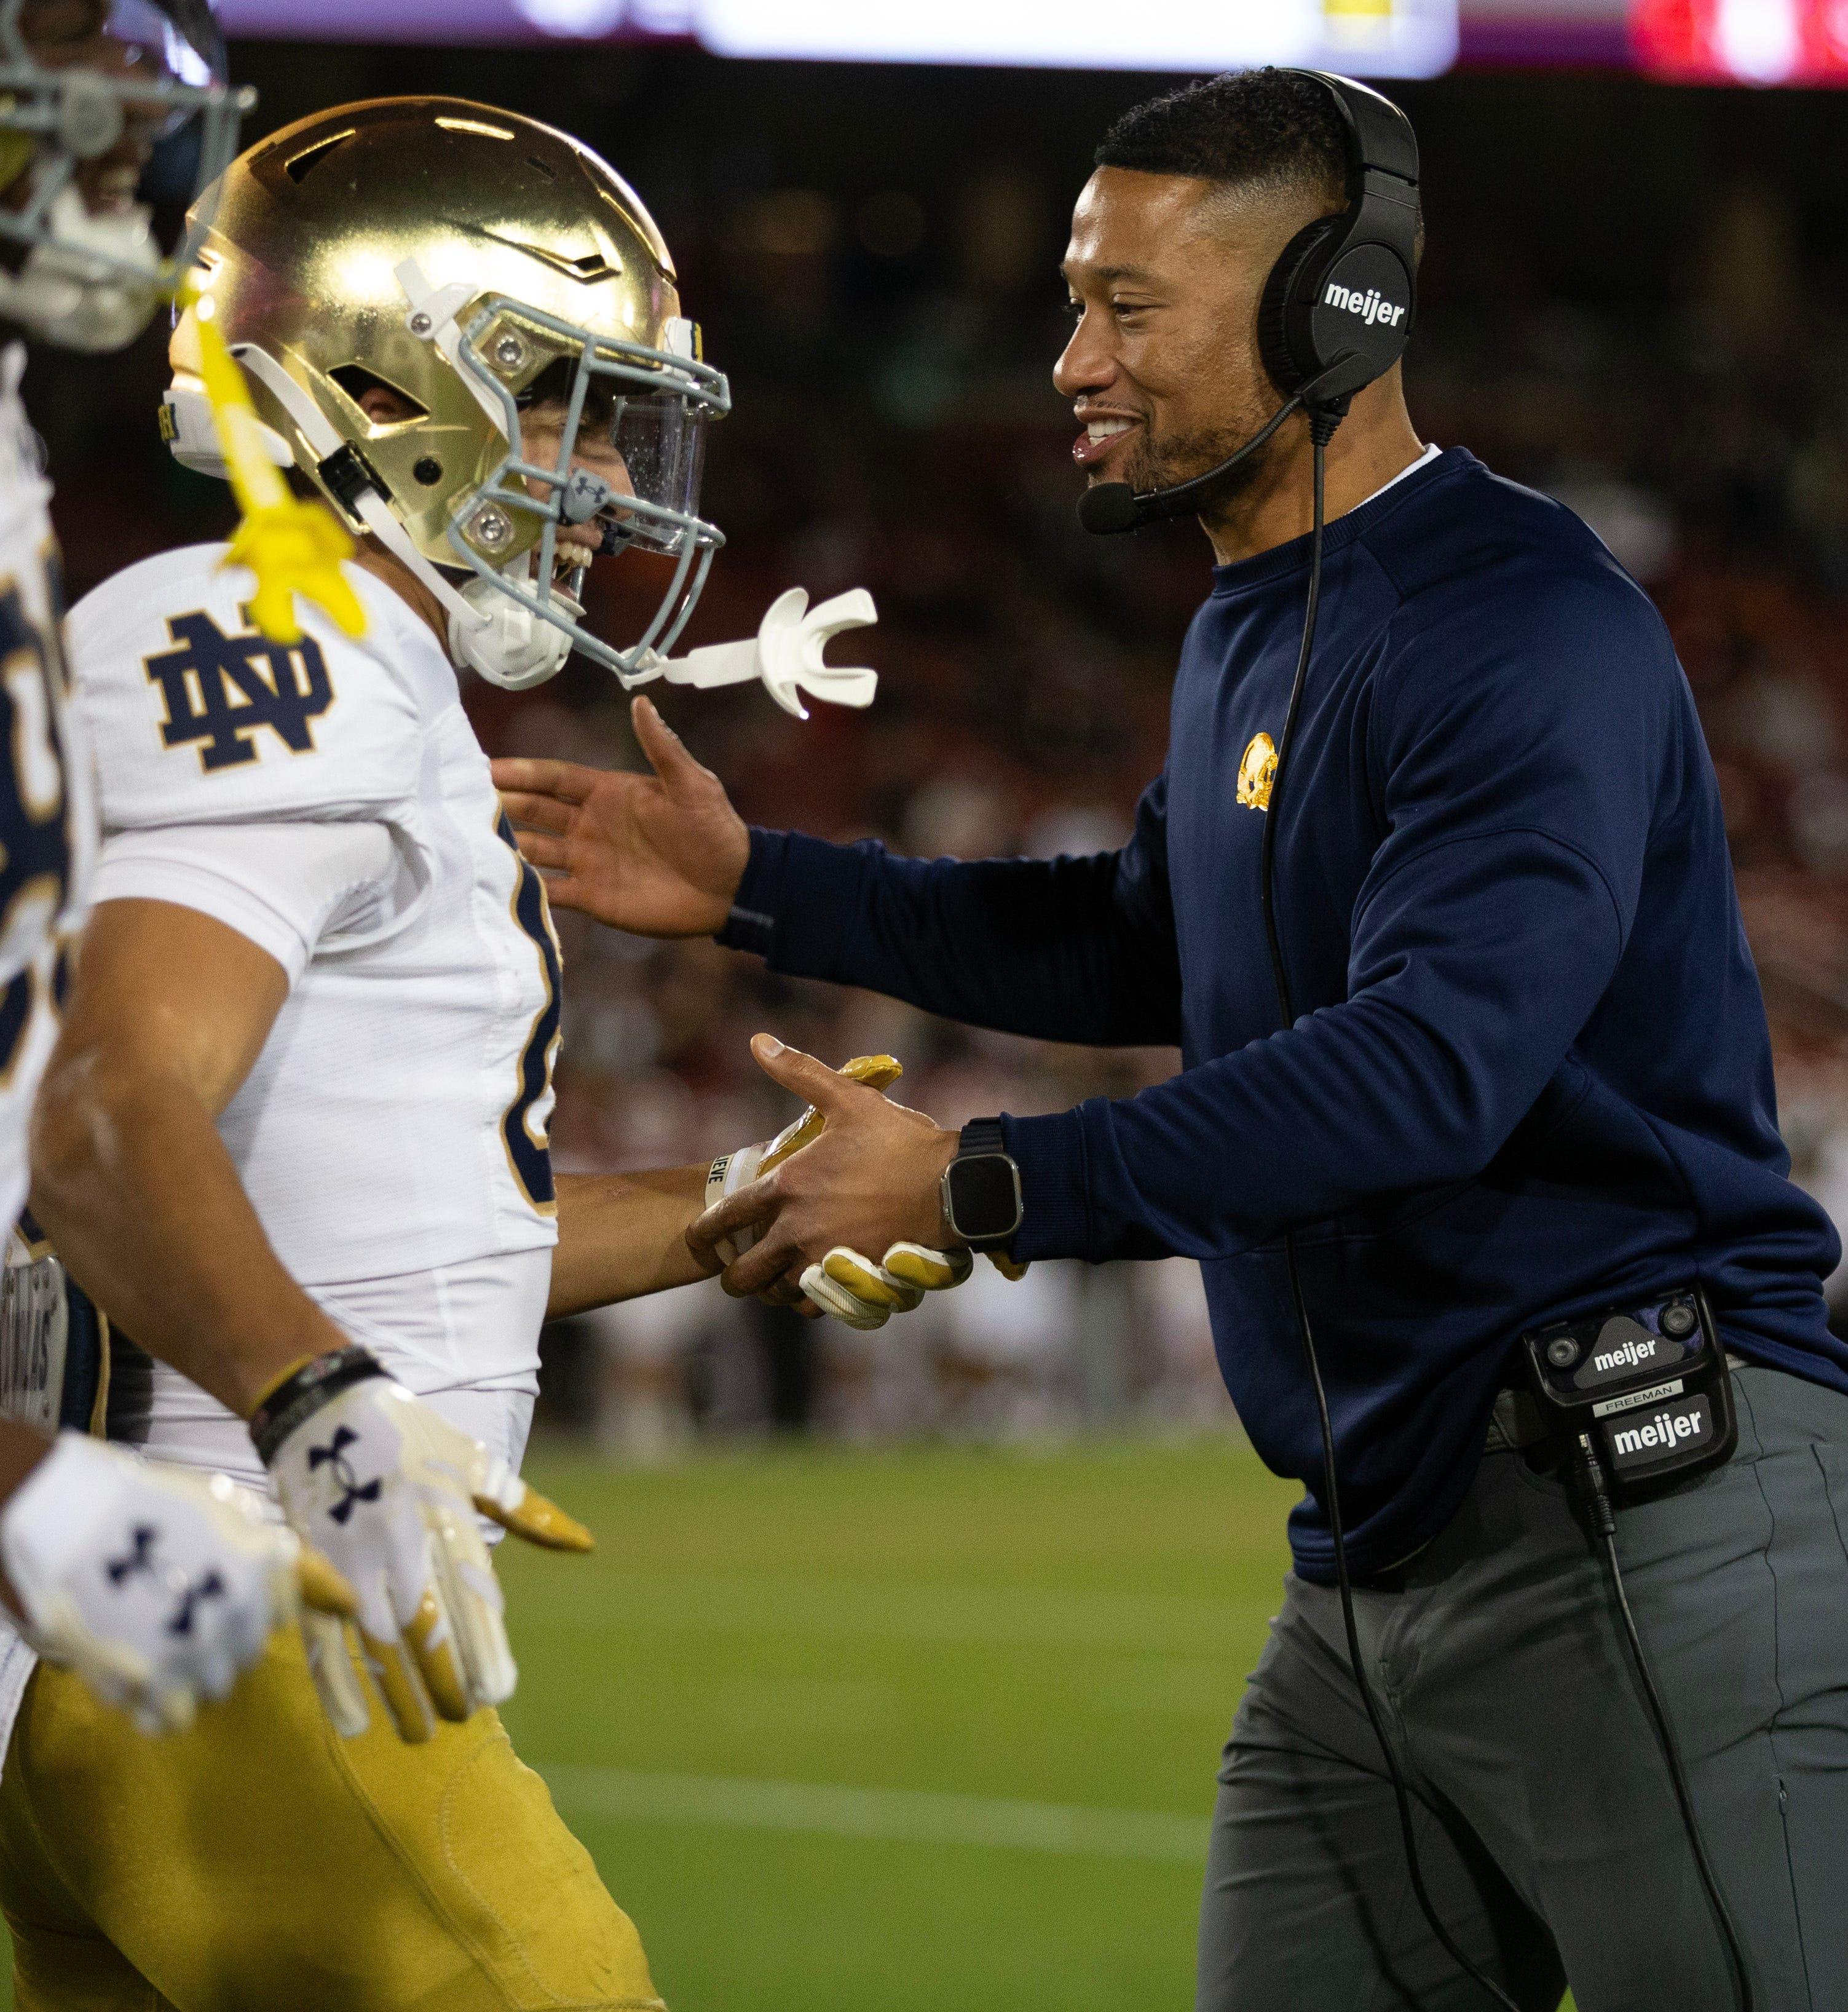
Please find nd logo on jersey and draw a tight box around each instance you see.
[143,609,333,772]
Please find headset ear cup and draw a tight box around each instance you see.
[1257,217,1338,397]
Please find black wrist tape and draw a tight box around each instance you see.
[249,1345,385,1465]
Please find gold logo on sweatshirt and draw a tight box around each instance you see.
[1237,732,1277,810]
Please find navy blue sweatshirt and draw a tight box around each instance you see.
[720,448,1845,1579]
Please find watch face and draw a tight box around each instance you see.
[949,1154,1021,1242]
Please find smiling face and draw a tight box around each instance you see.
[515,370,636,568]
[355,373,634,571]
[1054,165,1336,508]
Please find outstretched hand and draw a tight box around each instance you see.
[493,696,750,937]
[690,1036,963,1299]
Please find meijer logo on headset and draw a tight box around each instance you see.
[1323,282,1406,329]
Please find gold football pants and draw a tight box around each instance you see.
[0,1629,663,2012]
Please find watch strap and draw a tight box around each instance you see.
[958,1117,1007,1160]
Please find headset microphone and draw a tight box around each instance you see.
[1075,362,1354,536]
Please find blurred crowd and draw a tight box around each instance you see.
[24,51,1848,1449]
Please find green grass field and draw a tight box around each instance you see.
[0,1436,1574,2008]
[502,1435,1295,2012]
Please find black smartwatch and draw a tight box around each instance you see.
[941,1119,1023,1250]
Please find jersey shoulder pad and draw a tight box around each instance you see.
[69,547,439,834]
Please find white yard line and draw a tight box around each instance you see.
[541,1764,1210,1866]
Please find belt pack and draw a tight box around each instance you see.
[1490,1286,1739,1500]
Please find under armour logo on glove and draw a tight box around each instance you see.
[307,1425,383,1526]
[166,1569,226,1638]
[0,1433,330,1738]
[254,1350,593,1744]
[106,1523,159,1585]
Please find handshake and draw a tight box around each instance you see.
[696,1047,1024,1330]
[492,694,1027,1320]
[492,691,1030,1323]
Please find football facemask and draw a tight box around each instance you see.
[425,283,729,692]
[0,0,249,351]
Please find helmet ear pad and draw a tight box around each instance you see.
[1257,215,1341,397]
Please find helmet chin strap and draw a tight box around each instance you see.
[393,258,510,434]
[227,342,491,643]
[229,336,601,694]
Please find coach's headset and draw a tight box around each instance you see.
[1081,73,1753,2012]
[1076,68,1417,536]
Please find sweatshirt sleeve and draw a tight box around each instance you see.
[1004,568,1680,1263]
[715,772,1183,1048]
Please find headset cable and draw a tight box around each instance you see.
[1265,419,1755,2012]
[1563,1436,1754,2011]
[1260,414,1524,2012]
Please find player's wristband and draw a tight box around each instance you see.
[706,1143,768,1261]
[705,1149,748,1211]
[248,1346,385,1464]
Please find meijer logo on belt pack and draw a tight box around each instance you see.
[1322,282,1405,329]
[1591,1332,1667,1376]
[1606,1392,1714,1470]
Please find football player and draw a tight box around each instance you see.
[0,93,845,2010]
[0,0,341,1760]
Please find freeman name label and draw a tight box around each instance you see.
[1592,1377,1685,1418]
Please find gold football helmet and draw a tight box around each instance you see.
[163,97,730,689]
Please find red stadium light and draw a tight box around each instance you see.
[1632,0,1848,82]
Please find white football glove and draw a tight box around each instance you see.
[708,1055,1027,1330]
[707,1053,905,1273]
[0,1432,350,1736]
[252,1352,591,1743]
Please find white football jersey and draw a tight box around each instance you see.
[0,346,92,1240]
[0,537,557,1734]
[71,546,563,1288]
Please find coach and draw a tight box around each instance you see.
[497,69,1848,2012]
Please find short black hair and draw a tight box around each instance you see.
[1095,68,1349,209]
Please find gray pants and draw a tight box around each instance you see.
[1199,1366,1848,2012]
